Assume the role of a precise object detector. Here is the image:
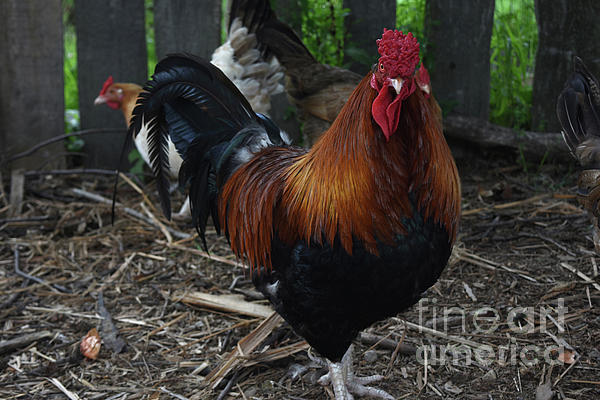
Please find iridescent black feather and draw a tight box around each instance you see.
[128,54,257,220]
[127,53,287,248]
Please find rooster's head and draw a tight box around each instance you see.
[370,29,420,141]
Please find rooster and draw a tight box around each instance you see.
[557,57,600,251]
[95,0,283,218]
[129,30,460,399]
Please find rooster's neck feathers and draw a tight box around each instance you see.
[220,74,460,272]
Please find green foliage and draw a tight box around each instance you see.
[145,0,157,77]
[128,148,146,179]
[63,0,82,155]
[300,0,348,66]
[66,135,85,153]
[489,0,537,130]
[63,0,78,111]
[64,110,83,151]
[396,0,428,77]
[396,0,425,46]
[221,0,228,44]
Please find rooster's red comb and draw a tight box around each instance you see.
[99,76,114,95]
[376,29,420,78]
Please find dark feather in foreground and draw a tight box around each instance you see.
[257,201,452,359]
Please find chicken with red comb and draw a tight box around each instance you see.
[94,76,143,123]
[129,27,460,399]
[94,76,190,218]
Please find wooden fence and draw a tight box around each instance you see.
[1,0,599,170]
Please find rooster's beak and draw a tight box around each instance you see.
[94,95,107,105]
[389,78,403,95]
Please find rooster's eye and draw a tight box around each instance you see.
[379,62,385,72]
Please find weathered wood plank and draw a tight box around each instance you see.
[9,169,25,217]
[532,0,600,132]
[75,0,147,168]
[154,0,222,61]
[425,0,495,120]
[0,0,64,170]
[343,0,397,75]
[443,115,568,161]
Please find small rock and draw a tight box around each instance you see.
[363,350,378,363]
[535,382,553,400]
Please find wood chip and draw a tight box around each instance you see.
[0,331,54,355]
[206,312,284,389]
[46,377,81,400]
[462,193,551,216]
[463,282,478,302]
[175,291,273,318]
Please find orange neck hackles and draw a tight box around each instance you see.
[219,73,460,273]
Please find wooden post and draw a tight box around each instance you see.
[154,0,222,61]
[75,0,147,168]
[0,0,64,170]
[343,0,397,75]
[425,0,495,120]
[532,0,600,132]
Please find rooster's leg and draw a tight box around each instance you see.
[317,345,394,400]
[172,197,190,220]
[324,359,354,400]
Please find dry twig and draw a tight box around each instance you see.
[0,331,54,355]
[69,188,190,239]
[206,312,284,389]
[175,291,272,319]
[559,263,600,292]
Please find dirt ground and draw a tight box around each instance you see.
[1,147,599,400]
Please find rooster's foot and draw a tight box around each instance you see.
[315,345,394,400]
